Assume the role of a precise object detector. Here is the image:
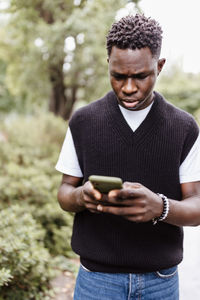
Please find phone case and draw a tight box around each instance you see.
[89,175,123,193]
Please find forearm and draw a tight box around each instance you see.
[165,196,200,227]
[57,183,85,213]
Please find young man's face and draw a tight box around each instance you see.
[108,46,165,111]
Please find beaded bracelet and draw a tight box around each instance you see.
[152,193,169,225]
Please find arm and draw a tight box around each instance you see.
[165,181,200,226]
[57,174,84,212]
[57,174,102,213]
[95,181,200,226]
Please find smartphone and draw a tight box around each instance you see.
[89,175,123,193]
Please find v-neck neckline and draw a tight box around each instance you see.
[118,101,154,132]
[105,91,163,146]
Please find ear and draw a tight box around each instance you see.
[157,58,166,75]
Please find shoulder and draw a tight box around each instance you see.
[155,91,199,134]
[155,92,199,161]
[69,91,112,127]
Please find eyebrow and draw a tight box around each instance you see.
[110,71,150,77]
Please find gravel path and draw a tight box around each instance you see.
[52,226,200,300]
[51,271,75,300]
[179,226,200,300]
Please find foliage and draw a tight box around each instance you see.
[0,59,16,114]
[195,108,200,126]
[157,65,200,115]
[0,112,73,256]
[0,112,75,297]
[0,0,141,118]
[0,205,54,300]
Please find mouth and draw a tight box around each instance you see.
[121,99,140,108]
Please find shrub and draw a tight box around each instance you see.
[0,112,74,257]
[0,112,75,298]
[0,205,54,300]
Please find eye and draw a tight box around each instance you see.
[112,74,125,80]
[137,75,148,80]
[136,74,148,80]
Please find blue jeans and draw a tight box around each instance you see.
[74,264,179,300]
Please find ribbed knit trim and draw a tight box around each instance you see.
[105,91,163,146]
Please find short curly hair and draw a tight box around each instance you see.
[106,14,163,58]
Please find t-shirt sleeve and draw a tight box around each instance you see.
[55,127,83,178]
[179,133,200,183]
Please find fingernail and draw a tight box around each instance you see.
[109,191,117,197]
[97,204,103,211]
[94,192,101,200]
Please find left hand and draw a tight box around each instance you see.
[97,182,163,223]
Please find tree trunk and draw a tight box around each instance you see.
[48,62,77,120]
[36,4,77,119]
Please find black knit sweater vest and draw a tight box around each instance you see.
[69,91,199,273]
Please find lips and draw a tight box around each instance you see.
[121,99,140,108]
[122,99,138,102]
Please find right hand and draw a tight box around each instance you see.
[80,181,103,213]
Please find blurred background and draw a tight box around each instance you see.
[0,0,199,299]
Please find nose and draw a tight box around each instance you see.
[122,78,138,95]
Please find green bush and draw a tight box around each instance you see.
[0,112,75,298]
[0,112,73,256]
[0,205,54,300]
[195,109,200,126]
[157,66,200,115]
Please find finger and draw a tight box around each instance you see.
[108,189,120,199]
[96,204,146,222]
[84,194,99,204]
[97,204,142,216]
[86,203,100,213]
[92,189,102,200]
[84,194,110,206]
[106,194,133,206]
[84,181,102,201]
[109,199,144,207]
[123,182,142,189]
[109,188,140,201]
[124,215,144,223]
[108,189,129,201]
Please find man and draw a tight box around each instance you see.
[56,14,200,300]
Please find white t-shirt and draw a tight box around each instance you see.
[56,103,200,184]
